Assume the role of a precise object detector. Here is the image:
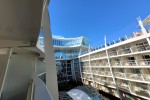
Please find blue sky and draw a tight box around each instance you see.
[49,0,150,47]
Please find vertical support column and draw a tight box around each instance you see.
[42,7,59,100]
[78,57,83,83]
[65,60,68,82]
[104,36,122,100]
[0,48,12,98]
[138,17,150,45]
[71,59,76,82]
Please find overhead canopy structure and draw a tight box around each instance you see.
[142,15,150,26]
[0,0,44,47]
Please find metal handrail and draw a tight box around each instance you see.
[126,73,143,80]
[114,72,126,78]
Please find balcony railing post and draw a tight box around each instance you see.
[141,69,146,81]
[130,46,133,53]
[135,60,138,66]
[141,74,145,81]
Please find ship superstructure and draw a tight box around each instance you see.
[38,36,89,85]
[78,16,150,100]
[0,0,150,99]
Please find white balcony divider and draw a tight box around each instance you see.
[34,76,53,100]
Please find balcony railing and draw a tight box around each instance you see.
[111,59,150,67]
[100,54,107,58]
[91,62,108,67]
[111,61,122,66]
[118,48,131,55]
[137,59,150,66]
[82,74,93,80]
[91,54,106,60]
[101,80,115,86]
[102,62,109,66]
[143,74,150,81]
[80,57,89,62]
[91,63,101,67]
[133,86,150,97]
[114,72,126,78]
[105,71,111,76]
[99,72,105,75]
[107,82,115,87]
[94,78,101,83]
[82,70,91,73]
[82,68,90,71]
[122,60,137,66]
[117,83,129,91]
[82,65,90,67]
[93,71,111,76]
[92,70,99,74]
[83,59,150,68]
[126,73,144,80]
[80,30,150,56]
[108,51,118,56]
[91,54,100,59]
[131,45,150,52]
[108,45,150,57]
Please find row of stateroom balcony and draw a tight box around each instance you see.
[82,75,150,98]
[81,68,150,82]
[80,30,150,55]
[81,55,150,67]
[80,43,150,61]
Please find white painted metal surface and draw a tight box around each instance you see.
[67,89,92,100]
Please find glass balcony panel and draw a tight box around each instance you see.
[133,86,150,98]
[137,59,150,66]
[105,71,111,76]
[122,60,137,66]
[118,83,129,91]
[102,62,109,66]
[131,45,150,52]
[114,72,126,78]
[108,51,118,56]
[111,61,121,66]
[126,73,143,80]
[143,74,150,81]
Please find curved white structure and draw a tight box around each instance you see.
[38,36,89,85]
[67,89,91,100]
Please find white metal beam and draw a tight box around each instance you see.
[42,6,59,100]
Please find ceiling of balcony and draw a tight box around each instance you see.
[0,0,44,47]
